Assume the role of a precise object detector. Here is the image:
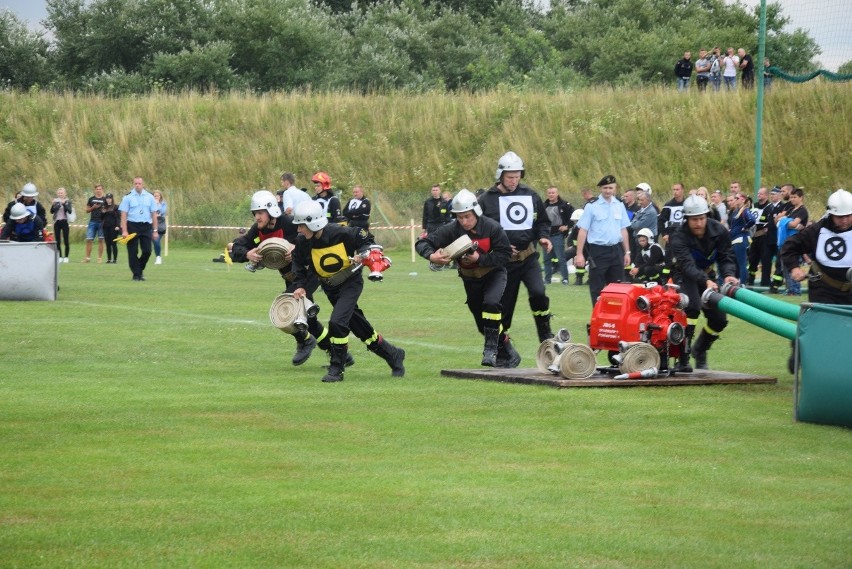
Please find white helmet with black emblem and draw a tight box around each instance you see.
[293,200,328,232]
[250,190,281,218]
[451,188,483,217]
[495,151,525,182]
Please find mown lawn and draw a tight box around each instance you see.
[1,246,849,568]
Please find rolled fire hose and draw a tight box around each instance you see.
[535,329,573,374]
[619,343,661,374]
[269,293,317,334]
[257,238,295,270]
[556,343,597,380]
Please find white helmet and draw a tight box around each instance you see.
[570,208,583,222]
[635,182,652,194]
[9,202,29,220]
[495,151,525,182]
[21,183,38,197]
[293,200,328,232]
[451,188,482,216]
[636,228,654,241]
[250,190,281,218]
[683,195,710,216]
[826,189,852,216]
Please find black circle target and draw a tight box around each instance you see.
[824,236,846,262]
[319,253,345,274]
[506,201,528,224]
[671,208,684,223]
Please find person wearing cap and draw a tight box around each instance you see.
[230,190,337,368]
[50,187,74,263]
[291,200,406,383]
[416,189,515,367]
[279,172,310,216]
[669,195,738,370]
[630,188,658,240]
[82,184,108,263]
[118,177,159,281]
[479,151,555,345]
[574,175,631,305]
[780,189,852,371]
[0,202,45,242]
[100,193,121,264]
[3,183,47,227]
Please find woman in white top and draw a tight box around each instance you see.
[722,47,739,90]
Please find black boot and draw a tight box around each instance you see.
[534,314,554,343]
[746,272,756,286]
[318,335,355,368]
[321,344,347,382]
[292,329,317,366]
[674,325,694,373]
[368,336,406,377]
[575,271,585,285]
[691,330,718,370]
[481,325,500,367]
[495,333,522,368]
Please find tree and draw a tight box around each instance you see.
[0,12,52,89]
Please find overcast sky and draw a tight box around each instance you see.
[1,0,848,70]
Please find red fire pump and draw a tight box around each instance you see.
[588,282,690,374]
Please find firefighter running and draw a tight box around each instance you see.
[230,190,346,367]
[416,189,519,367]
[291,200,405,382]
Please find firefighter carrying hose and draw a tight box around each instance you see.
[416,189,518,368]
[669,195,738,370]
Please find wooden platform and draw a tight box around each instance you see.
[440,367,777,388]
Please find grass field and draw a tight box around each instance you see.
[1,246,850,568]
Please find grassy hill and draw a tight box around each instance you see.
[1,82,849,236]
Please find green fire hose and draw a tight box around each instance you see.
[721,283,800,322]
[702,290,797,340]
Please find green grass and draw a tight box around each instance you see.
[1,247,850,568]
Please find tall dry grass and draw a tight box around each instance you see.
[1,82,849,229]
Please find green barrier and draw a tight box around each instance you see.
[795,303,852,428]
[721,283,800,321]
[702,290,797,340]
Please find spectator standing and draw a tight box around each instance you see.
[421,184,450,237]
[775,188,809,296]
[669,195,738,370]
[709,47,722,92]
[630,188,658,239]
[710,189,728,228]
[674,51,693,92]
[311,172,343,223]
[0,203,45,242]
[738,48,755,89]
[119,177,159,281]
[581,188,596,205]
[291,200,406,383]
[764,185,788,292]
[50,187,73,262]
[574,175,631,305]
[416,189,517,367]
[542,186,575,285]
[82,184,107,263]
[478,151,555,345]
[279,172,310,216]
[152,190,167,265]
[763,58,773,90]
[658,183,687,244]
[746,187,771,285]
[695,49,711,92]
[343,185,371,231]
[564,209,586,285]
[728,193,757,284]
[722,47,739,90]
[101,193,121,264]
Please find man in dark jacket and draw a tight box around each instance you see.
[478,151,554,348]
[670,195,738,371]
[675,51,693,91]
[542,186,575,285]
